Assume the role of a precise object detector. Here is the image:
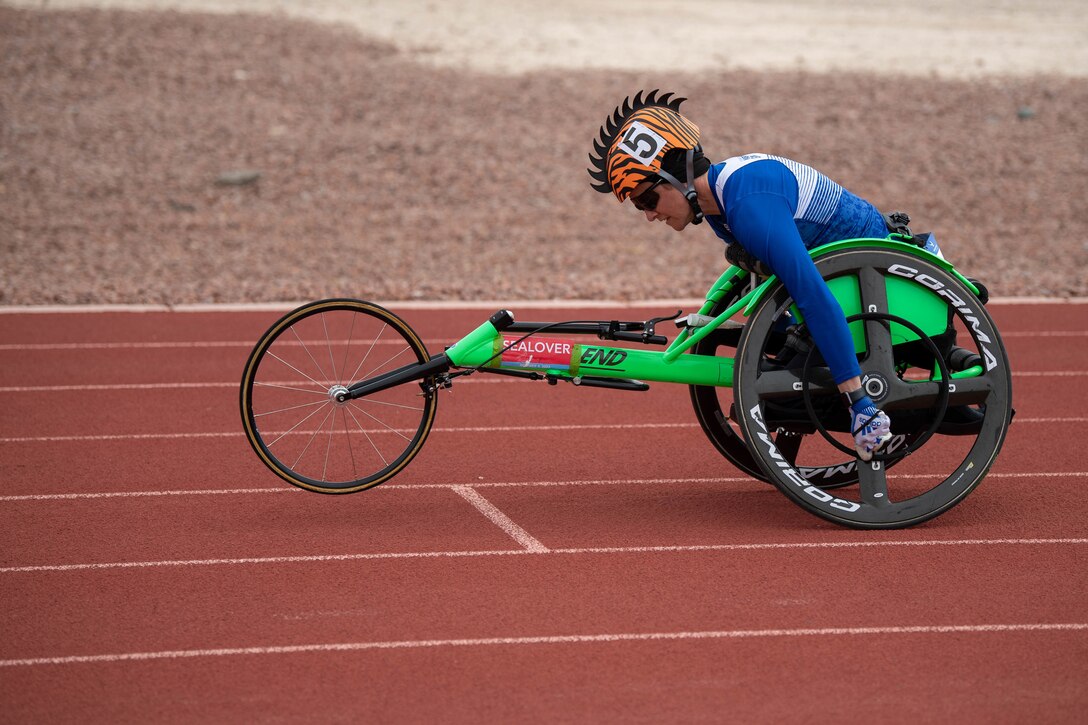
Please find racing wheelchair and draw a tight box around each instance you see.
[240,236,1013,529]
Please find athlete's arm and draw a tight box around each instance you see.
[726,192,863,385]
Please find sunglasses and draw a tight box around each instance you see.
[631,178,665,212]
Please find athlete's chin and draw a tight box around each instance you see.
[667,216,690,232]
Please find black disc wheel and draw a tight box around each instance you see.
[689,276,769,482]
[241,299,437,494]
[733,247,1013,528]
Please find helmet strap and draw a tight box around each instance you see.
[655,146,705,225]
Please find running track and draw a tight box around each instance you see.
[1,300,1086,723]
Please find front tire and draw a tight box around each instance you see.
[240,299,437,493]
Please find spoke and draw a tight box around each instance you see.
[253,398,329,418]
[322,314,338,385]
[341,408,358,480]
[754,370,801,399]
[265,400,332,448]
[356,397,426,412]
[291,325,331,387]
[348,401,413,442]
[292,405,336,471]
[862,318,896,373]
[774,430,802,466]
[857,266,895,372]
[344,403,389,467]
[362,345,414,379]
[254,381,330,396]
[348,322,388,383]
[755,369,835,400]
[857,265,890,314]
[265,351,328,391]
[322,407,336,481]
[887,375,995,410]
[943,375,996,405]
[857,459,890,507]
[339,312,358,386]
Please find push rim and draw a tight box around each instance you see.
[689,277,914,490]
[800,311,949,462]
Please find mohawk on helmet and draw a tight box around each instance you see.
[588,90,701,202]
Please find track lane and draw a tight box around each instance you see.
[2,417,1085,498]
[2,544,1085,660]
[2,472,1085,569]
[2,628,1086,724]
[1,302,1085,723]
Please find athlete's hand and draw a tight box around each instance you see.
[724,243,772,276]
[851,405,892,461]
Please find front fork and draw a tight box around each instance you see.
[343,354,451,400]
[344,310,516,401]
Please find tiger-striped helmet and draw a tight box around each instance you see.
[588,90,700,202]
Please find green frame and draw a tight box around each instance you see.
[444,236,981,387]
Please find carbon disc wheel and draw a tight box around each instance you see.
[733,247,1013,528]
[240,299,437,494]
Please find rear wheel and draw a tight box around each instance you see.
[689,276,769,482]
[733,248,1012,528]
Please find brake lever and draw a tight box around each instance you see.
[643,309,683,342]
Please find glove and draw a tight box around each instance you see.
[850,398,892,462]
[725,243,773,276]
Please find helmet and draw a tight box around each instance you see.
[588,90,701,202]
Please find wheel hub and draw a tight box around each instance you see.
[862,372,889,402]
[329,384,350,405]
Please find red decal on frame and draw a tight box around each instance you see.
[499,336,574,370]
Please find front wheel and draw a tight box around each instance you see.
[240,299,437,493]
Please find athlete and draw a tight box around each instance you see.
[589,90,896,461]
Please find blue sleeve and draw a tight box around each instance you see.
[727,192,862,385]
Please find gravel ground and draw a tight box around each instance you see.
[2,5,1086,304]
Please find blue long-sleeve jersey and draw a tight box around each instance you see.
[704,154,889,384]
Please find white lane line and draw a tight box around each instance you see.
[2,369,1082,393]
[2,472,1086,502]
[0,477,729,501]
[451,485,548,552]
[0,486,303,501]
[0,377,516,393]
[0,417,1084,444]
[0,422,696,444]
[2,328,1079,348]
[0,330,1082,351]
[1001,331,1088,337]
[0,299,708,315]
[2,622,1085,668]
[3,538,1085,574]
[0,339,457,352]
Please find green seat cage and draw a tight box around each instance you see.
[826,274,951,353]
[735,237,975,355]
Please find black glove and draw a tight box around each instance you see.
[725,243,773,276]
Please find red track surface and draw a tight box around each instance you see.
[1,301,1086,723]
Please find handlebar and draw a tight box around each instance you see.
[611,331,668,345]
[498,308,679,347]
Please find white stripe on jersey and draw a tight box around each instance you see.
[713,154,842,225]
